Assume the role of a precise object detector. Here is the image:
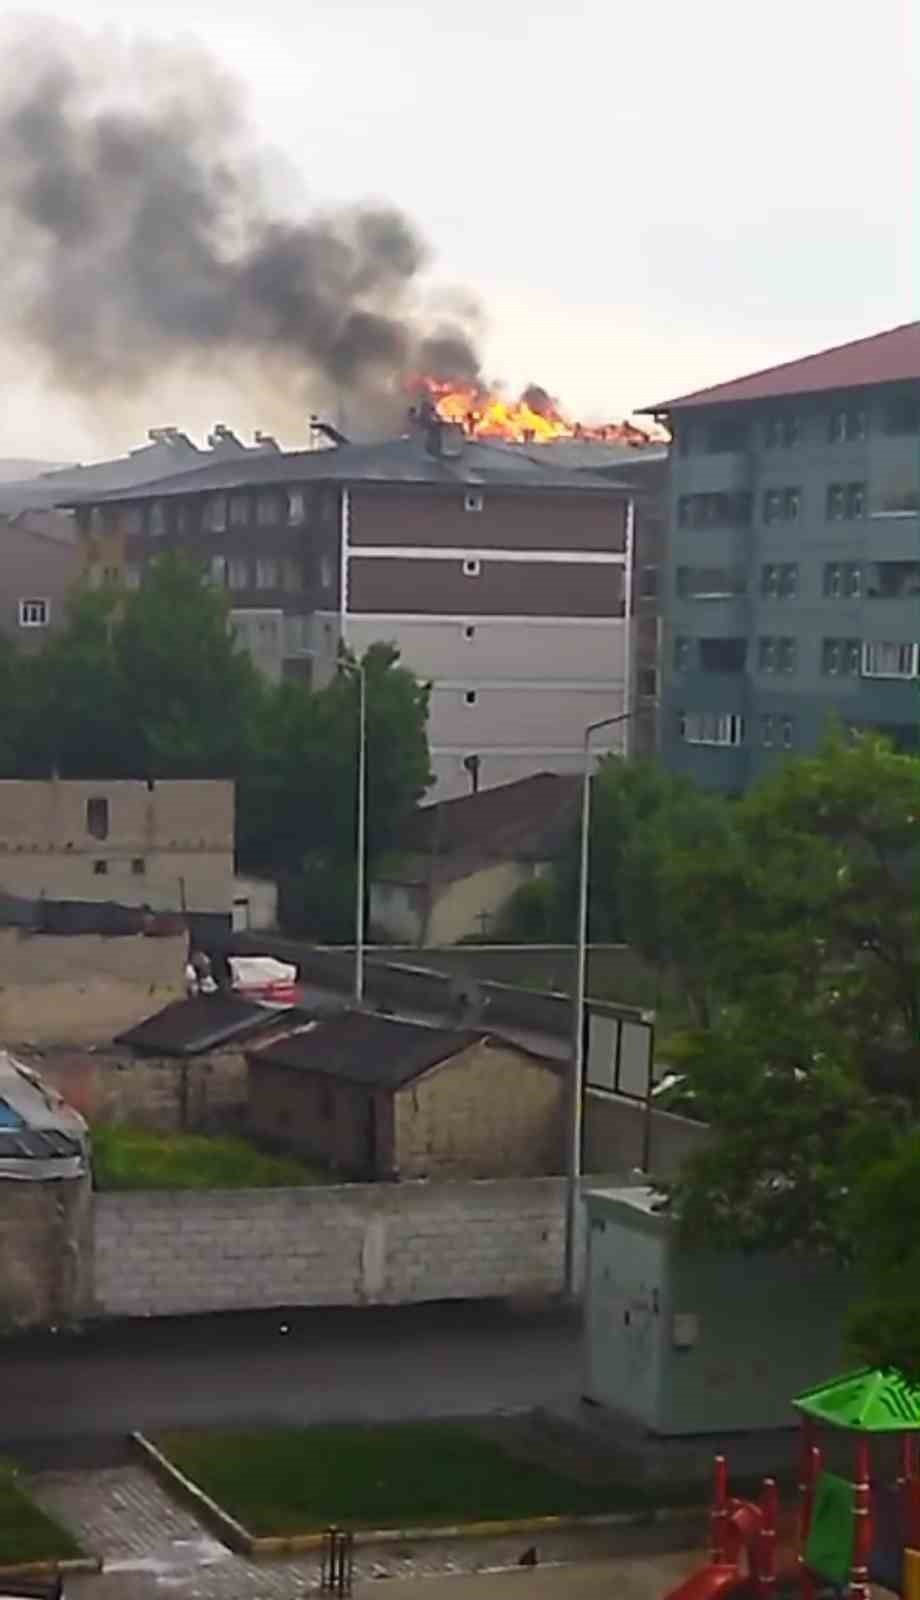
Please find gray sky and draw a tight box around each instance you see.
[1,0,916,459]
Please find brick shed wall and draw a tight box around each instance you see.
[92,1178,565,1317]
[34,1048,249,1135]
[394,1041,564,1179]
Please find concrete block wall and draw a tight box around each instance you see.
[34,1048,248,1134]
[0,930,185,1046]
[93,1178,565,1318]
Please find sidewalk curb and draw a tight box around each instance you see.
[0,1558,103,1580]
[132,1430,706,1560]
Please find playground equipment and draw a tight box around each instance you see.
[661,1367,920,1599]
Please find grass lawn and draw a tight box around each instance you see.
[92,1126,330,1190]
[157,1422,696,1536]
[0,1463,82,1566]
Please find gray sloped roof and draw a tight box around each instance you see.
[63,435,627,505]
[251,1011,485,1090]
[114,995,286,1057]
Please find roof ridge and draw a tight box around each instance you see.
[642,319,920,412]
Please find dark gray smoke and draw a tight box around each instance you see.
[0,24,480,415]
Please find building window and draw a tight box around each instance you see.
[821,638,861,676]
[704,419,748,452]
[205,495,227,533]
[175,503,191,536]
[256,558,280,589]
[874,485,920,516]
[679,711,743,747]
[699,637,746,673]
[676,566,746,600]
[319,556,333,589]
[131,858,146,876]
[462,558,482,577]
[86,796,109,840]
[823,562,862,599]
[122,506,144,537]
[884,394,920,435]
[861,641,919,680]
[637,666,658,697]
[677,492,752,529]
[864,561,920,599]
[228,559,249,590]
[760,714,795,750]
[639,565,659,598]
[256,492,282,527]
[673,636,692,671]
[18,598,49,627]
[827,481,866,520]
[829,408,867,443]
[209,556,227,587]
[757,636,797,675]
[464,690,477,706]
[764,415,800,448]
[288,489,306,524]
[148,501,166,537]
[763,486,801,524]
[760,563,799,600]
[92,860,108,876]
[229,494,250,528]
[464,624,476,640]
[464,493,484,513]
[123,565,141,591]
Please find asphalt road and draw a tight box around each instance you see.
[1,1301,582,1463]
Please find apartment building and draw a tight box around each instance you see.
[67,418,636,799]
[644,321,920,790]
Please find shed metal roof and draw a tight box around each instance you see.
[250,1010,487,1090]
[115,995,284,1057]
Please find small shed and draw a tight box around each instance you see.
[583,1185,855,1436]
[247,1009,565,1180]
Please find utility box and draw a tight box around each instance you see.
[583,1186,855,1436]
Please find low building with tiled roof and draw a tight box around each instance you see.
[369,772,579,945]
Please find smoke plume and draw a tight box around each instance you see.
[0,23,481,425]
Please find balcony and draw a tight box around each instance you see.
[674,453,753,496]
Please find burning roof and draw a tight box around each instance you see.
[415,378,664,447]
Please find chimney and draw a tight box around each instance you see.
[208,424,246,454]
[425,419,465,460]
[254,430,281,453]
[309,415,349,448]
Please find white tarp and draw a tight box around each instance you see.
[0,1051,89,1181]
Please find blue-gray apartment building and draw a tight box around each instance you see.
[643,321,920,790]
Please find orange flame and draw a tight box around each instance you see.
[415,377,662,447]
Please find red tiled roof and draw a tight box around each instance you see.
[642,321,920,412]
[395,773,580,872]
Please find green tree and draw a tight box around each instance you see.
[237,643,433,917]
[667,732,920,1260]
[17,587,127,777]
[114,553,263,778]
[0,634,26,776]
[847,1132,920,1379]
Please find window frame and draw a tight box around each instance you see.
[18,597,50,627]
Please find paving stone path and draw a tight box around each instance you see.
[30,1465,701,1600]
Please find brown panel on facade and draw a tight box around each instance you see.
[349,556,624,617]
[349,487,626,553]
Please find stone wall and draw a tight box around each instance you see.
[0,929,185,1046]
[34,1047,249,1134]
[93,1178,565,1318]
[0,1175,93,1331]
[394,1042,564,1179]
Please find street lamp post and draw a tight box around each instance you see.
[354,661,367,1006]
[563,710,634,1301]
